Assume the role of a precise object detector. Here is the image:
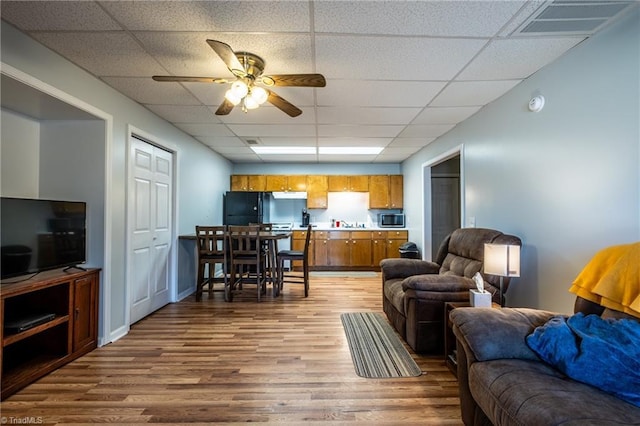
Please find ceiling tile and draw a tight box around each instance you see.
[397,124,455,138]
[458,37,584,80]
[145,104,218,123]
[318,125,405,138]
[318,137,393,147]
[0,1,121,31]
[31,32,166,77]
[216,106,317,125]
[314,1,527,37]
[412,106,482,124]
[387,138,436,147]
[102,77,201,105]
[318,154,377,163]
[317,107,421,125]
[101,1,310,32]
[173,123,235,137]
[228,124,317,137]
[315,35,486,80]
[257,137,317,146]
[317,80,446,107]
[431,80,521,106]
[196,136,245,147]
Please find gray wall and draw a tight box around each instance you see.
[402,10,640,313]
[1,21,233,343]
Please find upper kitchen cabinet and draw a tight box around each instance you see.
[328,175,369,192]
[265,175,307,192]
[230,175,266,191]
[369,175,403,209]
[287,175,307,192]
[306,175,328,209]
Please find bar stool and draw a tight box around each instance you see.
[195,225,228,301]
[227,225,265,302]
[277,224,312,297]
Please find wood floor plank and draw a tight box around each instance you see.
[1,274,463,424]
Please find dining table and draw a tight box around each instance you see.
[179,229,292,298]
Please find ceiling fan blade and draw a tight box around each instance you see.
[215,99,235,116]
[267,90,302,117]
[207,39,244,76]
[265,74,326,87]
[152,75,228,83]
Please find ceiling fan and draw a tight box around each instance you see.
[152,39,326,117]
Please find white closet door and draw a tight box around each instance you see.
[129,136,173,324]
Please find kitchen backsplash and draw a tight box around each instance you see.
[268,192,402,227]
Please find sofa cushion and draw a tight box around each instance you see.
[469,358,640,426]
[383,277,405,315]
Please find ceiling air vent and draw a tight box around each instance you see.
[245,139,259,145]
[514,0,634,36]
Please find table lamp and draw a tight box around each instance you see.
[483,243,521,306]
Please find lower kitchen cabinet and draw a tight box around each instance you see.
[311,230,407,270]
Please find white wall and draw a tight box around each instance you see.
[1,21,233,343]
[402,10,640,313]
[1,110,40,197]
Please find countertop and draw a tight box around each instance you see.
[293,225,407,232]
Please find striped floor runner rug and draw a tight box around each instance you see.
[341,312,422,378]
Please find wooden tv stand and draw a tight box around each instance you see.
[1,267,100,400]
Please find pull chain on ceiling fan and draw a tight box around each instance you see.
[152,40,326,117]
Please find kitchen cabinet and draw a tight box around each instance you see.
[306,175,328,209]
[265,175,288,191]
[328,175,368,192]
[291,229,314,269]
[230,175,266,191]
[372,230,409,266]
[369,175,404,209]
[326,231,372,267]
[389,175,403,208]
[287,175,307,192]
[313,231,328,266]
[265,175,307,192]
[1,268,100,400]
[231,175,248,191]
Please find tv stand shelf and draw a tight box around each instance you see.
[1,268,100,400]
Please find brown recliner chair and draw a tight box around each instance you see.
[380,228,522,354]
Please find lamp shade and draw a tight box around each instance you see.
[483,244,520,277]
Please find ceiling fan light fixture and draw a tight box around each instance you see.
[224,89,242,105]
[230,80,248,98]
[244,96,260,110]
[251,86,268,105]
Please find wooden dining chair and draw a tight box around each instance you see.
[195,225,228,301]
[227,225,266,302]
[277,224,312,297]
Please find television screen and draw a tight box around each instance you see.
[1,197,86,279]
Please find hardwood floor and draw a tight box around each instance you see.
[1,273,463,425]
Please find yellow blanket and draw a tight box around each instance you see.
[569,242,640,318]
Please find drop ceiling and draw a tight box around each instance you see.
[1,0,635,163]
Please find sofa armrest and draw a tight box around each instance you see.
[451,307,558,362]
[380,258,440,280]
[402,274,474,292]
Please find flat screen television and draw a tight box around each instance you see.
[1,197,87,279]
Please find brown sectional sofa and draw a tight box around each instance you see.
[451,297,640,425]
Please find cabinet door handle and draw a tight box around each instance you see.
[75,307,80,320]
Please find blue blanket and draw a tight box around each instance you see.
[526,313,640,407]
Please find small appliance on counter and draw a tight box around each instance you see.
[378,213,405,228]
[301,209,310,227]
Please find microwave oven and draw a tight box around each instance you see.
[378,213,405,228]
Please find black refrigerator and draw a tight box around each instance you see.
[223,191,270,225]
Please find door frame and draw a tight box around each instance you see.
[1,63,113,347]
[421,145,465,261]
[124,125,179,329]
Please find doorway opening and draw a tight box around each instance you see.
[421,146,464,261]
